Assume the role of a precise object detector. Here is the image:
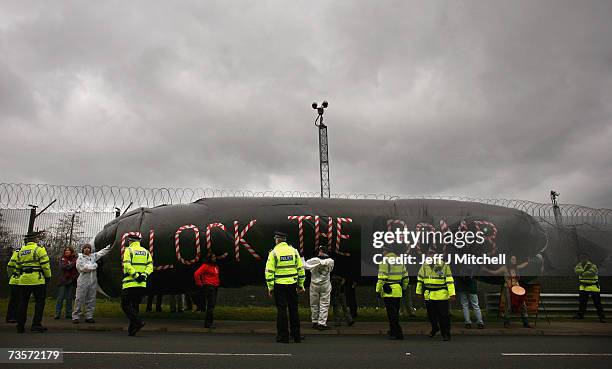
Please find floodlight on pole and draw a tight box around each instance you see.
[313,100,330,198]
[550,190,562,226]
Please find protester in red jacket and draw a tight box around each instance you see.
[194,260,220,328]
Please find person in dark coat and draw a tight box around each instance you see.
[55,246,78,319]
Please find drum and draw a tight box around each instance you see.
[511,285,526,296]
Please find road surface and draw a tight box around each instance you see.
[1,330,610,368]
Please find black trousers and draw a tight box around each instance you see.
[384,297,402,338]
[345,281,358,319]
[6,284,19,322]
[17,284,46,329]
[202,285,218,327]
[274,284,300,340]
[577,290,605,318]
[426,299,451,337]
[121,287,146,330]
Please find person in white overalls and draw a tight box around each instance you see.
[72,243,111,323]
[304,247,334,330]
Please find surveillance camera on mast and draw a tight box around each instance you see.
[312,100,329,126]
[550,190,560,207]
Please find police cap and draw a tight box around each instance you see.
[273,231,288,240]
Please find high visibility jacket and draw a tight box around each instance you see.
[10,242,51,286]
[375,253,409,298]
[265,242,305,290]
[575,261,600,292]
[7,249,20,285]
[416,262,455,300]
[122,241,153,289]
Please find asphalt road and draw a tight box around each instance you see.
[1,330,611,369]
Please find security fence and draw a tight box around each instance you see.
[0,182,611,253]
[0,183,611,298]
[2,182,611,220]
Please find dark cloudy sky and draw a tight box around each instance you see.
[1,0,611,208]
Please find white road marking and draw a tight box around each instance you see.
[502,353,612,357]
[63,351,291,357]
[405,353,412,356]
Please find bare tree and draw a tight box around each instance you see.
[48,212,87,261]
[0,212,15,294]
[0,212,10,249]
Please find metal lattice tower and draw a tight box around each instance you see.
[318,123,330,198]
[313,101,330,198]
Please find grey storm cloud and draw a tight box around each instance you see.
[0,0,610,208]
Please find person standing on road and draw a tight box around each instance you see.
[416,247,455,341]
[574,252,606,322]
[11,231,51,333]
[5,244,21,323]
[72,243,111,324]
[194,258,220,328]
[482,255,531,328]
[304,247,334,330]
[121,234,153,336]
[265,231,305,343]
[455,275,484,329]
[376,245,409,340]
[55,246,78,320]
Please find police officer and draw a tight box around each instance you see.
[6,244,21,323]
[416,247,455,341]
[10,231,51,333]
[376,245,409,340]
[574,252,606,322]
[265,231,305,343]
[121,234,153,336]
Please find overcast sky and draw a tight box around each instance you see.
[1,0,611,208]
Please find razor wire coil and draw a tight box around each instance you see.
[0,182,610,225]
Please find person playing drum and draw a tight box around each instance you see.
[482,255,532,328]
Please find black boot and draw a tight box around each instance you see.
[31,325,48,333]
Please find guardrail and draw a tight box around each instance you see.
[485,293,612,317]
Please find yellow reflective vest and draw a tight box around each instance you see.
[375,252,409,298]
[575,261,600,292]
[10,242,51,286]
[265,242,305,290]
[122,241,153,289]
[7,249,20,285]
[416,262,455,300]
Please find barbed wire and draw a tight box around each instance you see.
[0,183,610,225]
